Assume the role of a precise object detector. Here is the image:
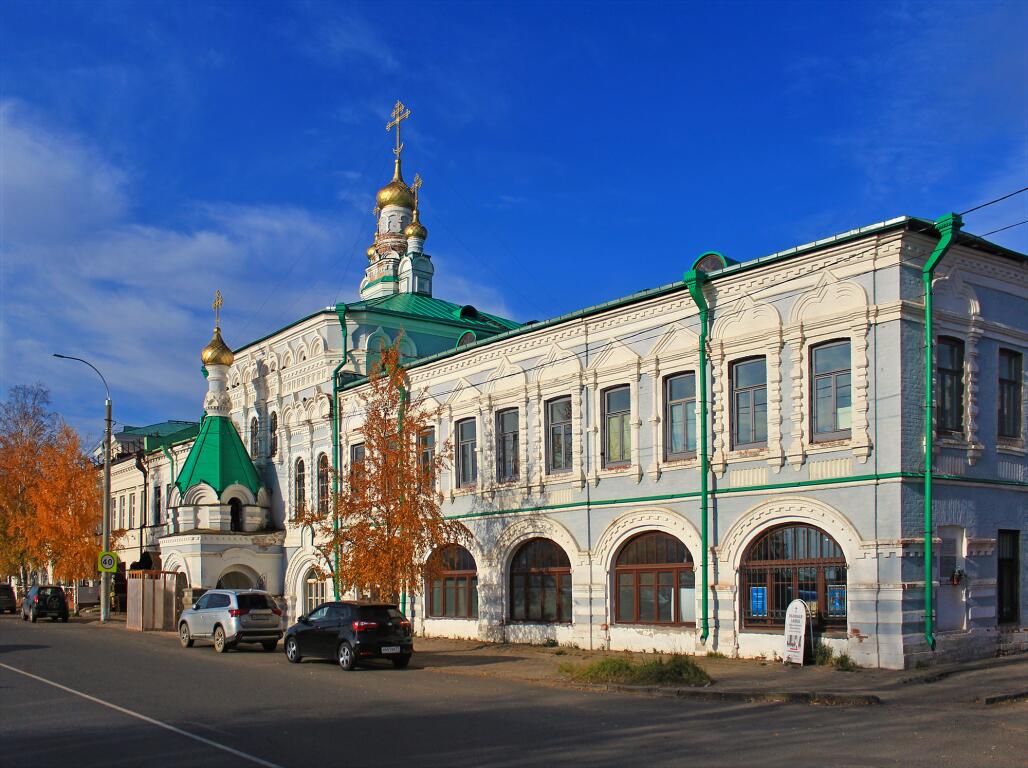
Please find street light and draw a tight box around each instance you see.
[53,353,112,623]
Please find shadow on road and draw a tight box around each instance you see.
[0,644,49,655]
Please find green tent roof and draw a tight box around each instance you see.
[347,293,520,332]
[175,415,262,498]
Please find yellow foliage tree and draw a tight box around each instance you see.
[296,341,469,606]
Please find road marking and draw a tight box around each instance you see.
[0,662,284,768]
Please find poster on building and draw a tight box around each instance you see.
[749,586,767,618]
[783,599,809,665]
[827,585,846,617]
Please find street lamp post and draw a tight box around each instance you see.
[53,354,112,623]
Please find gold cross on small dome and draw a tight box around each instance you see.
[213,289,223,328]
[412,173,423,208]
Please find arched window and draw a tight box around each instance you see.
[228,498,243,532]
[317,454,330,513]
[249,417,258,457]
[509,538,572,623]
[741,524,847,630]
[269,412,278,457]
[614,532,694,625]
[294,458,306,513]
[427,545,478,619]
[304,568,326,616]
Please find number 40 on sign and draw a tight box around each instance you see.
[98,552,117,573]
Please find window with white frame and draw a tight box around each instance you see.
[317,453,329,513]
[129,492,135,528]
[664,372,697,460]
[496,408,519,482]
[731,357,767,449]
[269,412,279,456]
[811,340,851,441]
[294,458,306,514]
[998,349,1022,440]
[304,569,326,616]
[603,386,631,468]
[456,419,477,487]
[546,396,573,474]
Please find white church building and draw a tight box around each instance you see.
[107,112,1027,669]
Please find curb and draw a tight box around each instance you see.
[572,682,882,706]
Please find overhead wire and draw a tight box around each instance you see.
[980,219,1028,238]
[959,185,1028,216]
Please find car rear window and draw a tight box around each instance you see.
[357,606,403,622]
[237,594,273,611]
[39,587,65,598]
[0,585,14,596]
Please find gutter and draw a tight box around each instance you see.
[133,451,148,564]
[683,268,711,645]
[331,303,348,600]
[921,213,962,651]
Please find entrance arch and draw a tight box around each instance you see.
[216,568,255,590]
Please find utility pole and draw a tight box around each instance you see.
[53,354,112,623]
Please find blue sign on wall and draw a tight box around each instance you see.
[750,586,767,617]
[827,585,846,617]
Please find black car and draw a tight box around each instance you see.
[0,583,17,614]
[284,601,413,670]
[22,586,69,623]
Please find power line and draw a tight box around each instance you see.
[959,185,1028,216]
[981,219,1028,238]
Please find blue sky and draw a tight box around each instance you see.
[1,0,1026,446]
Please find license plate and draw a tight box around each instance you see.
[381,646,401,654]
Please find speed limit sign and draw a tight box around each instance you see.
[98,552,117,573]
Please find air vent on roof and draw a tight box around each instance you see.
[459,305,480,320]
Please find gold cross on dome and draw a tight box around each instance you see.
[386,100,411,158]
[212,289,223,327]
[412,173,423,208]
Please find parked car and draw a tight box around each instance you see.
[0,583,17,614]
[21,586,69,622]
[283,601,414,670]
[177,589,282,653]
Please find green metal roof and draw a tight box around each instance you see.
[175,415,262,498]
[346,293,521,332]
[121,420,199,437]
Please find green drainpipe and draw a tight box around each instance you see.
[922,213,962,651]
[331,303,348,600]
[398,381,409,616]
[162,443,178,493]
[683,269,710,645]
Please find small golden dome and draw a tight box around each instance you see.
[201,327,234,367]
[376,159,414,210]
[366,245,377,259]
[404,208,428,240]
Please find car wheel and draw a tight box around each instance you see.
[213,625,228,653]
[337,641,356,671]
[179,622,194,648]
[392,656,410,669]
[261,640,278,652]
[30,608,37,623]
[284,636,301,663]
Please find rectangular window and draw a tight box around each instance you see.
[811,341,852,441]
[349,443,365,473]
[456,419,477,488]
[418,428,435,481]
[603,386,631,468]
[129,493,135,529]
[997,530,1020,624]
[731,357,767,448]
[118,496,125,529]
[546,397,573,474]
[165,485,172,521]
[664,372,697,459]
[998,349,1022,440]
[495,409,519,482]
[153,485,161,525]
[937,337,964,435]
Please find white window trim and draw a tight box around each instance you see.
[446,380,483,500]
[643,323,701,480]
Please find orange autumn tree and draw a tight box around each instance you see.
[0,384,102,583]
[296,340,468,605]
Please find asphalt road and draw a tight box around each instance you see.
[0,615,1024,768]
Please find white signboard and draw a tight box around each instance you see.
[783,599,809,665]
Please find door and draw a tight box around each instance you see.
[937,527,966,631]
[189,594,211,635]
[301,604,334,657]
[998,530,1020,625]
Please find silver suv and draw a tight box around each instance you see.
[178,589,282,653]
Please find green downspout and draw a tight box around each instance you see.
[398,383,408,615]
[331,303,348,600]
[162,444,177,493]
[921,213,962,651]
[683,269,710,644]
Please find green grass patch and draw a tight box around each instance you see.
[833,653,858,671]
[559,654,711,687]
[814,640,835,666]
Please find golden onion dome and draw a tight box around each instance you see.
[376,159,415,210]
[366,245,377,259]
[201,327,234,367]
[404,208,428,240]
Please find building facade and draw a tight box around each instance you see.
[106,124,1027,669]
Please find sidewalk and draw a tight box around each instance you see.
[411,636,1028,707]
